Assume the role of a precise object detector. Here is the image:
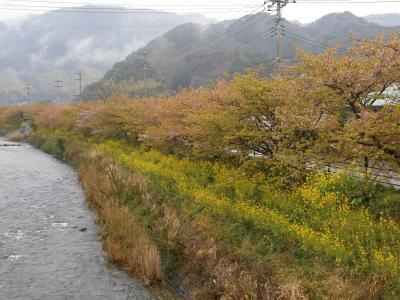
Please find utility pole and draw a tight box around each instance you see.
[25,84,30,104]
[75,72,82,102]
[143,51,148,98]
[276,1,282,60]
[265,0,294,61]
[55,80,62,101]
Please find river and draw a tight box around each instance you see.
[0,138,157,299]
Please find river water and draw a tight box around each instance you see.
[0,138,156,300]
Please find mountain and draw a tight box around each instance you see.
[307,12,395,38]
[0,6,211,104]
[82,11,399,100]
[364,14,400,27]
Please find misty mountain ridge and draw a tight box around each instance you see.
[0,6,212,104]
[82,11,399,100]
[364,13,400,27]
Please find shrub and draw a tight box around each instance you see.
[40,138,65,158]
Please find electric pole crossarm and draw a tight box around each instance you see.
[265,0,295,61]
[55,80,62,102]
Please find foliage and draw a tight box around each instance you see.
[40,138,65,158]
[291,34,400,168]
[89,140,400,297]
[1,34,400,298]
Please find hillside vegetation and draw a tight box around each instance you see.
[83,12,400,100]
[1,35,400,299]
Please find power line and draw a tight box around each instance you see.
[183,1,265,51]
[282,32,326,48]
[248,32,277,49]
[215,16,276,51]
[288,31,331,48]
[16,24,184,29]
[215,19,276,52]
[282,20,340,41]
[188,8,267,54]
[178,16,254,55]
[0,8,265,14]
[13,0,400,4]
[0,4,264,14]
[211,0,261,20]
[8,0,262,7]
[281,32,330,49]
[281,23,342,50]
[0,3,261,10]
[190,5,265,51]
[215,20,277,54]
[297,0,400,3]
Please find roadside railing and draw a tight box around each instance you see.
[324,161,400,189]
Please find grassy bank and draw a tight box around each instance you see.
[95,141,400,298]
[1,37,399,298]
[0,114,399,298]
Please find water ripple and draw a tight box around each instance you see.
[0,138,155,299]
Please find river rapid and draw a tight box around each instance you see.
[0,138,156,300]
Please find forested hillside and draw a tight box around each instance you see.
[82,11,399,99]
[0,6,211,104]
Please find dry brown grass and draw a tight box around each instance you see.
[277,282,308,300]
[0,106,10,123]
[6,130,24,142]
[76,149,311,299]
[102,205,162,283]
[192,289,218,300]
[152,190,279,299]
[78,151,163,284]
[213,258,275,300]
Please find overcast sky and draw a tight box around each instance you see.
[0,0,398,24]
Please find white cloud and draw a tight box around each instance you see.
[30,48,50,66]
[3,14,31,31]
[89,40,143,64]
[38,32,55,46]
[51,36,144,67]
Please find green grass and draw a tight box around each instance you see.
[2,119,400,298]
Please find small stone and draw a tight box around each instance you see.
[79,228,87,232]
